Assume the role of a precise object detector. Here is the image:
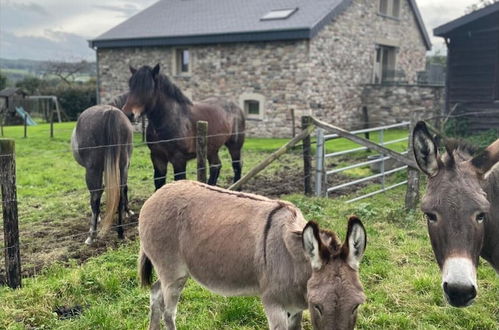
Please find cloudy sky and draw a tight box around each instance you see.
[0,0,482,61]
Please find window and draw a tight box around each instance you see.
[373,45,397,84]
[261,8,298,21]
[239,93,265,120]
[176,49,190,74]
[379,0,400,18]
[244,100,260,116]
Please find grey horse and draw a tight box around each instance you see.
[71,105,133,244]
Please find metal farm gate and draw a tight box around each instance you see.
[315,122,411,202]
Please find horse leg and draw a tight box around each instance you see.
[124,184,134,217]
[85,169,103,245]
[171,156,187,181]
[207,153,222,186]
[151,152,168,190]
[226,144,242,183]
[115,165,129,239]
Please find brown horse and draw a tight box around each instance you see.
[412,121,499,307]
[138,180,367,330]
[122,64,245,189]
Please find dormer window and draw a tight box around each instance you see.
[261,8,298,21]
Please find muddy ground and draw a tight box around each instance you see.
[0,166,365,284]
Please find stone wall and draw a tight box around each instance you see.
[307,0,428,129]
[96,0,429,137]
[361,85,444,125]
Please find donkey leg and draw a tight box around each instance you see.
[85,169,103,245]
[207,153,222,186]
[149,280,165,330]
[287,311,303,330]
[262,299,288,330]
[160,275,188,330]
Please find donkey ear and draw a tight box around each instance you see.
[302,221,324,271]
[152,63,160,77]
[471,139,499,176]
[129,65,137,75]
[342,216,367,271]
[412,121,440,177]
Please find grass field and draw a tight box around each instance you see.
[0,123,497,329]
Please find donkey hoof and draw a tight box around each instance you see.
[85,237,94,245]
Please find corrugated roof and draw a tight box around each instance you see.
[89,0,431,50]
[434,2,499,37]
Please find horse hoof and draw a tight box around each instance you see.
[127,210,135,217]
[97,216,102,223]
[85,237,94,245]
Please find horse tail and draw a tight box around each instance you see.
[101,109,122,234]
[138,247,154,287]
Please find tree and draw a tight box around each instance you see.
[0,72,6,90]
[44,60,88,86]
[466,0,499,13]
[15,76,44,94]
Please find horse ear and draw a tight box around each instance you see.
[470,139,499,176]
[129,65,137,75]
[152,63,160,77]
[302,221,325,271]
[341,216,367,271]
[412,121,440,177]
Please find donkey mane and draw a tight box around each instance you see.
[156,74,193,107]
[441,138,481,168]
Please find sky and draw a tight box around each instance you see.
[0,0,484,61]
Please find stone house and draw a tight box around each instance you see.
[90,0,431,137]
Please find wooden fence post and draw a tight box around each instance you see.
[405,115,420,211]
[23,115,27,138]
[196,121,208,183]
[50,109,54,138]
[0,114,4,137]
[0,139,21,289]
[302,116,313,195]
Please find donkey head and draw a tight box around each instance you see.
[123,64,160,117]
[302,216,367,330]
[413,121,499,307]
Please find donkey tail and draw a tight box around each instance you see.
[138,247,154,287]
[100,109,121,234]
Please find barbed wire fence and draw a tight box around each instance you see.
[1,110,497,287]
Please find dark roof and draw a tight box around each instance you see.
[434,2,499,37]
[0,88,26,98]
[90,0,431,50]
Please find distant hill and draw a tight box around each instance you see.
[0,58,96,84]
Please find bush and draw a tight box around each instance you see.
[43,84,97,120]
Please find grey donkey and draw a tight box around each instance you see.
[138,180,367,329]
[413,121,499,307]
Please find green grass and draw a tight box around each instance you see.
[0,123,497,329]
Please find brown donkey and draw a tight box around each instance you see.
[138,180,367,330]
[413,122,499,307]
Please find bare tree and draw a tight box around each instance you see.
[466,0,499,13]
[44,60,89,86]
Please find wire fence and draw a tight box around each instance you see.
[0,111,497,257]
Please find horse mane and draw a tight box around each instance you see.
[156,74,193,107]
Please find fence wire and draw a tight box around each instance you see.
[0,110,497,255]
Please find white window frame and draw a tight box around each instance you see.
[239,93,265,120]
[173,48,191,76]
[373,44,397,84]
